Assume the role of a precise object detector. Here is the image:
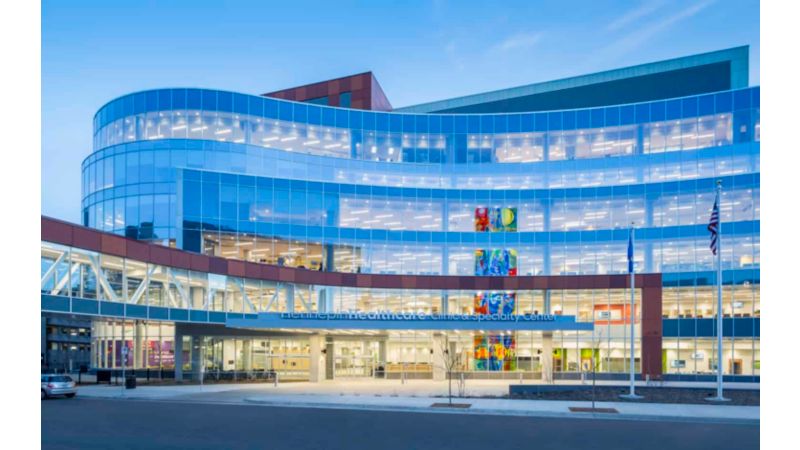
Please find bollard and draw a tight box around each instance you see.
[274,371,278,387]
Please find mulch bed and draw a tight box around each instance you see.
[431,402,472,409]
[509,386,759,406]
[569,407,619,413]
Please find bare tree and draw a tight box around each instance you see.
[436,334,462,405]
[591,328,604,411]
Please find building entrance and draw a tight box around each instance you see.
[333,340,379,378]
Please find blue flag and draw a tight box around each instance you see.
[627,228,634,274]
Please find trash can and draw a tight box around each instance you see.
[375,366,385,379]
[125,376,137,389]
[96,370,111,384]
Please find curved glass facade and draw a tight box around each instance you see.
[81,88,760,280]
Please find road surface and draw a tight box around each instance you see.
[42,397,759,450]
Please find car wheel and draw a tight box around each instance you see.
[65,393,76,398]
[41,390,47,400]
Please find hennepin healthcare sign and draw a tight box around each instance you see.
[224,311,595,332]
[279,311,558,323]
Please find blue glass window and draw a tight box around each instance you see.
[339,92,351,108]
[202,182,219,218]
[279,102,292,121]
[576,110,590,128]
[321,107,335,126]
[590,108,604,128]
[665,99,681,120]
[734,89,751,110]
[184,181,201,217]
[467,116,480,133]
[454,116,467,133]
[534,113,547,132]
[698,94,715,115]
[715,91,733,113]
[650,101,666,121]
[145,91,158,111]
[561,111,575,130]
[335,109,349,127]
[187,89,201,109]
[265,99,278,118]
[681,97,698,117]
[416,115,429,133]
[201,90,216,110]
[349,110,363,129]
[234,93,248,114]
[133,93,146,114]
[218,91,233,112]
[294,103,308,123]
[305,96,328,106]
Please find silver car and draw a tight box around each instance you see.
[41,375,77,399]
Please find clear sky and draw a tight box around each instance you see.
[42,0,760,223]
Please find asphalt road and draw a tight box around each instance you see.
[42,397,759,450]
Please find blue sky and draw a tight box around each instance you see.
[42,0,759,223]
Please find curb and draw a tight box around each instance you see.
[241,397,759,425]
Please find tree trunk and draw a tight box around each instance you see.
[448,372,452,405]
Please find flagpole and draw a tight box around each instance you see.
[629,225,636,395]
[708,180,729,402]
[621,223,642,400]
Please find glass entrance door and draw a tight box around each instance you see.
[333,340,378,378]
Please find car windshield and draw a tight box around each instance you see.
[49,376,73,382]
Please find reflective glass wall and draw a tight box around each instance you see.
[82,88,760,280]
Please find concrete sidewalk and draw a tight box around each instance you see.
[242,394,759,424]
[76,378,759,398]
[74,380,759,425]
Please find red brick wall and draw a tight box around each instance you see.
[642,285,664,378]
[262,72,392,111]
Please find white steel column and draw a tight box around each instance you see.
[432,333,446,381]
[134,322,145,370]
[309,335,325,383]
[541,332,553,383]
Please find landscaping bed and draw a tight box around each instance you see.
[508,385,759,406]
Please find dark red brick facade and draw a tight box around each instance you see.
[262,72,392,111]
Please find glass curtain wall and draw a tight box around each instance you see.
[91,320,175,371]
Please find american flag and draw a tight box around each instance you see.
[708,192,720,255]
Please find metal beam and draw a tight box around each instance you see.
[237,279,258,313]
[40,251,66,288]
[89,254,120,302]
[264,285,280,312]
[168,268,189,309]
[128,265,155,305]
[51,263,79,296]
[295,288,312,312]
